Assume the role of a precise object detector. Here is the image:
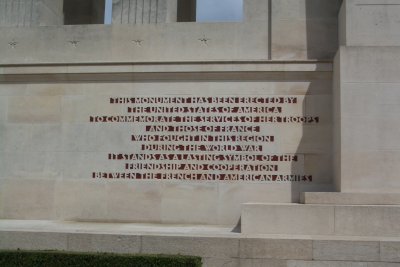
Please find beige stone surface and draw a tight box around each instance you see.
[271,0,340,60]
[0,231,68,250]
[0,69,333,224]
[381,241,400,263]
[301,192,400,205]
[106,181,163,223]
[334,46,400,193]
[335,206,400,237]
[67,233,141,253]
[313,240,380,261]
[161,182,219,224]
[239,238,312,260]
[241,204,335,235]
[2,152,62,179]
[8,96,61,123]
[54,180,107,221]
[1,220,400,264]
[0,22,269,64]
[340,0,400,46]
[242,203,400,237]
[1,179,56,219]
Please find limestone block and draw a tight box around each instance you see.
[341,47,400,83]
[1,179,55,219]
[30,124,62,152]
[141,236,239,258]
[3,152,62,179]
[0,84,26,96]
[92,124,139,152]
[271,0,340,60]
[161,182,219,224]
[55,180,107,221]
[334,206,400,237]
[313,240,380,262]
[3,123,32,152]
[381,241,400,263]
[61,152,114,180]
[340,151,400,193]
[106,181,162,222]
[0,231,68,250]
[334,47,400,193]
[241,204,335,235]
[217,183,297,225]
[8,96,61,123]
[61,124,99,152]
[340,0,400,46]
[239,238,312,260]
[66,233,141,253]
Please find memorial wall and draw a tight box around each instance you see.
[3,1,400,265]
[0,0,340,225]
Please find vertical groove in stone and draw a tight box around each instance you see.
[141,0,144,24]
[155,0,158,23]
[150,0,157,23]
[121,0,124,24]
[127,0,131,23]
[29,0,34,26]
[148,0,151,23]
[134,0,138,24]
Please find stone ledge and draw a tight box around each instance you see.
[300,192,400,205]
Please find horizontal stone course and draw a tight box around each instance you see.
[313,240,380,262]
[242,203,400,237]
[239,238,312,260]
[141,236,239,258]
[1,227,400,265]
[301,192,400,205]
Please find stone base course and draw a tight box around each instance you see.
[0,220,400,267]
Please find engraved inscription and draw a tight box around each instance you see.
[90,96,318,182]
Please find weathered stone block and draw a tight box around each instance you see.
[313,240,380,261]
[239,238,312,260]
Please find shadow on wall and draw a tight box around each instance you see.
[290,76,335,203]
[64,0,106,25]
[285,0,343,202]
[305,0,342,59]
